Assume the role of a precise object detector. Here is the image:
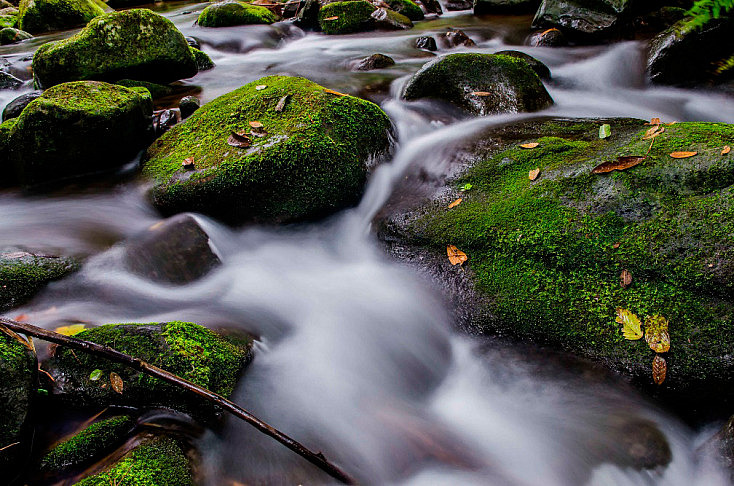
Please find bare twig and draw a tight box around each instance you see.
[0,317,355,485]
[0,441,20,453]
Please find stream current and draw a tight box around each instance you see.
[2,3,734,485]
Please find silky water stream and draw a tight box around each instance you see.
[2,4,734,485]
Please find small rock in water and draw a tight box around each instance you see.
[353,53,396,71]
[0,71,23,90]
[415,35,437,51]
[371,7,413,30]
[418,0,442,14]
[178,95,201,119]
[2,90,42,121]
[438,28,476,48]
[154,109,179,136]
[0,27,32,45]
[444,0,472,10]
[528,27,568,47]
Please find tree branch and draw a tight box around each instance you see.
[0,317,355,485]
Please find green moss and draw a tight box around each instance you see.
[18,0,105,34]
[143,75,392,223]
[32,9,198,89]
[0,251,79,311]
[190,46,214,71]
[385,0,423,20]
[0,26,32,44]
[115,79,174,99]
[318,1,376,35]
[41,416,135,472]
[197,1,278,27]
[74,436,193,486]
[406,120,734,387]
[0,14,17,28]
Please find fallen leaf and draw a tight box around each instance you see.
[642,125,665,140]
[323,88,347,96]
[448,198,462,209]
[669,151,697,159]
[591,156,646,174]
[528,168,540,181]
[520,142,539,149]
[647,117,661,125]
[255,85,267,90]
[620,269,632,288]
[110,372,124,394]
[666,121,677,126]
[599,124,611,139]
[249,121,263,128]
[616,307,643,340]
[470,91,491,96]
[644,315,670,353]
[460,183,473,192]
[541,28,560,35]
[182,157,195,169]
[652,354,667,385]
[89,369,103,381]
[275,95,290,112]
[612,242,621,249]
[722,145,731,155]
[323,15,339,20]
[55,324,86,336]
[446,245,468,266]
[227,131,251,148]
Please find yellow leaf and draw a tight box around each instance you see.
[448,198,462,209]
[528,168,540,181]
[520,143,539,149]
[722,145,731,155]
[55,324,86,336]
[616,308,643,340]
[110,372,124,394]
[446,245,468,266]
[323,88,347,96]
[652,354,667,385]
[644,315,670,353]
[670,151,697,158]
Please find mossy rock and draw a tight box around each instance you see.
[402,53,553,116]
[385,0,423,21]
[371,7,412,30]
[5,81,153,187]
[190,46,214,71]
[17,0,107,34]
[32,9,199,89]
[382,118,734,406]
[114,79,175,99]
[0,118,18,187]
[0,329,37,473]
[197,1,279,27]
[0,12,16,28]
[473,0,539,15]
[318,0,376,35]
[44,321,254,421]
[74,436,193,486]
[40,415,136,473]
[142,75,392,224]
[494,49,551,80]
[0,250,79,310]
[0,26,31,44]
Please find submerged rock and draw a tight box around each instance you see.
[437,28,475,48]
[0,251,78,310]
[528,27,567,47]
[197,1,279,27]
[415,35,437,51]
[32,9,203,89]
[353,53,396,71]
[17,0,107,34]
[0,70,22,89]
[143,75,392,224]
[532,0,633,40]
[402,53,553,115]
[5,81,153,187]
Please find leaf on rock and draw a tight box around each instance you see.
[644,315,670,353]
[275,95,290,112]
[182,157,195,170]
[55,324,86,336]
[249,121,263,128]
[470,91,491,96]
[460,183,473,192]
[446,245,468,266]
[620,269,632,288]
[323,88,347,96]
[448,198,462,208]
[652,354,667,385]
[528,168,540,181]
[520,142,539,149]
[255,85,267,90]
[324,15,339,20]
[616,307,643,340]
[669,151,697,158]
[722,145,731,155]
[599,124,611,139]
[592,156,646,174]
[642,125,665,140]
[227,131,251,148]
[89,369,103,381]
[110,372,124,394]
[647,117,661,125]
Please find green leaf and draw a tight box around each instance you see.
[599,124,611,139]
[89,369,103,381]
[460,183,473,192]
[616,307,643,340]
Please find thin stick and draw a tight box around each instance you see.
[0,318,355,485]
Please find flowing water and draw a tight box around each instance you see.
[2,4,734,485]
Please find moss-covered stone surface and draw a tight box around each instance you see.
[5,81,153,187]
[0,251,79,310]
[385,0,423,21]
[318,0,376,35]
[197,1,278,27]
[0,26,32,44]
[45,321,253,420]
[382,118,734,401]
[143,75,392,224]
[18,0,106,34]
[190,46,214,71]
[402,53,553,116]
[32,9,199,89]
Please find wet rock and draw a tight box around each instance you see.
[0,328,37,474]
[353,53,396,71]
[44,321,253,422]
[385,0,423,21]
[124,214,220,285]
[438,28,476,48]
[114,79,175,99]
[647,15,734,87]
[184,35,200,49]
[318,0,376,34]
[371,7,413,30]
[494,49,550,79]
[32,9,201,89]
[178,95,200,119]
[614,418,672,469]
[474,0,539,15]
[294,0,321,29]
[528,27,567,46]
[5,81,153,187]
[282,0,300,18]
[190,47,215,71]
[197,1,279,27]
[707,415,734,475]
[402,53,553,116]
[531,0,634,41]
[143,75,392,224]
[0,70,22,89]
[0,119,16,186]
[0,27,31,44]
[154,109,179,137]
[415,35,437,51]
[444,0,472,11]
[0,251,79,310]
[17,0,107,34]
[418,0,441,14]
[633,6,687,34]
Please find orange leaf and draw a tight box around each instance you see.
[722,145,731,155]
[227,131,251,148]
[620,269,632,289]
[652,355,666,385]
[323,88,347,96]
[541,28,560,35]
[448,198,462,209]
[528,168,540,181]
[446,245,468,266]
[110,372,124,394]
[323,15,339,20]
[249,121,263,128]
[255,85,267,90]
[470,91,491,96]
[591,156,646,174]
[182,157,195,169]
[669,151,697,159]
[647,117,661,125]
[519,143,539,149]
[642,125,664,140]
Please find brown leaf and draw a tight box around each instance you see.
[669,151,697,159]
[528,168,540,181]
[446,245,468,266]
[722,145,731,155]
[470,91,491,96]
[612,242,620,249]
[227,131,251,148]
[110,372,124,394]
[323,15,339,20]
[647,117,661,125]
[323,88,347,96]
[255,85,267,90]
[448,198,462,209]
[652,354,667,385]
[620,269,632,288]
[591,156,646,174]
[275,95,290,112]
[642,125,665,140]
[182,157,195,170]
[249,121,263,128]
[519,143,539,149]
[644,315,671,353]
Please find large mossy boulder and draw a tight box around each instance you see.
[44,321,253,420]
[402,53,553,116]
[143,75,392,224]
[531,0,634,40]
[17,0,107,34]
[32,9,202,89]
[318,0,376,34]
[0,329,37,472]
[385,0,423,21]
[0,26,32,44]
[0,251,78,310]
[380,118,734,407]
[5,81,153,187]
[473,0,539,15]
[197,1,279,27]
